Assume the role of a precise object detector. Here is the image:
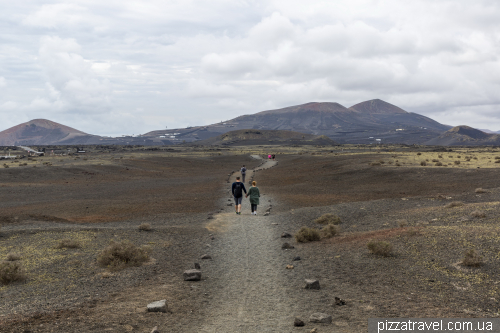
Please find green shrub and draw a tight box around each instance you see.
[97,240,150,271]
[294,227,321,243]
[0,261,26,285]
[314,214,341,225]
[320,224,339,238]
[55,239,81,249]
[462,249,483,267]
[367,240,393,257]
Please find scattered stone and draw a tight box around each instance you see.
[304,279,320,290]
[335,296,346,306]
[286,264,294,269]
[227,203,233,206]
[264,212,270,216]
[271,223,279,225]
[210,236,215,240]
[147,300,167,313]
[183,269,202,281]
[310,328,318,333]
[293,256,301,261]
[207,216,214,219]
[194,263,201,269]
[281,232,292,238]
[150,327,160,333]
[294,318,305,327]
[282,242,294,249]
[201,254,212,260]
[309,313,332,323]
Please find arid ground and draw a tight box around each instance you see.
[2,145,500,332]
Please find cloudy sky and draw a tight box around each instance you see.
[1,0,500,135]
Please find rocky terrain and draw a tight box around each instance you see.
[1,145,500,332]
[426,125,500,146]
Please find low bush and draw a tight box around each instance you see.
[495,160,500,164]
[454,160,461,165]
[367,240,393,257]
[138,223,152,231]
[370,162,381,166]
[97,240,150,271]
[397,220,408,228]
[294,227,321,243]
[445,201,464,208]
[0,261,26,285]
[420,161,427,166]
[475,188,487,193]
[462,249,483,267]
[416,152,421,155]
[6,253,21,261]
[432,159,439,162]
[55,239,81,249]
[495,156,500,160]
[435,162,443,166]
[314,214,341,225]
[320,224,339,238]
[470,210,486,218]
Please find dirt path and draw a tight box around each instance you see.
[191,156,299,332]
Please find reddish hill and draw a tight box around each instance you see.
[0,119,94,146]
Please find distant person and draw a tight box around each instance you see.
[272,154,276,160]
[268,154,272,160]
[232,176,247,215]
[240,165,247,183]
[246,181,260,215]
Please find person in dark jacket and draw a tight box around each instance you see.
[232,176,247,215]
[245,181,260,215]
[240,165,247,183]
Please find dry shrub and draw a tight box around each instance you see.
[367,240,393,257]
[438,155,443,158]
[320,224,339,239]
[315,214,341,225]
[97,240,150,271]
[416,152,421,155]
[370,162,381,166]
[445,201,464,208]
[0,261,26,285]
[6,253,21,261]
[495,156,500,160]
[454,160,461,165]
[457,155,461,158]
[470,210,486,218]
[55,239,81,249]
[435,162,443,166]
[462,249,483,267]
[138,223,152,231]
[432,159,439,162]
[475,188,487,193]
[495,160,500,164]
[420,161,427,166]
[294,227,321,243]
[397,220,408,228]
[395,163,401,166]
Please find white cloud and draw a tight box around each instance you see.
[1,0,500,134]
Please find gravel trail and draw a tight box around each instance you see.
[190,156,299,332]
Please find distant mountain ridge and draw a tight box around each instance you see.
[146,99,451,144]
[425,126,500,146]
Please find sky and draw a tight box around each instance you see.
[1,0,500,136]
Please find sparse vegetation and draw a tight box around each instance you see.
[6,253,21,261]
[435,162,443,166]
[470,210,486,218]
[445,201,464,208]
[367,240,393,257]
[461,249,483,267]
[416,152,421,155]
[397,220,408,228]
[314,213,341,225]
[0,261,26,285]
[55,239,81,249]
[420,161,426,166]
[432,159,439,162]
[97,240,150,271]
[454,160,461,165]
[475,188,487,193]
[320,224,339,238]
[370,162,381,166]
[138,223,152,231]
[294,227,321,243]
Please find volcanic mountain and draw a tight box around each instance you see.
[425,126,500,146]
[0,119,98,146]
[146,99,450,144]
[194,129,336,146]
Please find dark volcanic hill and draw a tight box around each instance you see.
[146,99,450,144]
[193,129,336,146]
[425,126,500,146]
[0,119,98,146]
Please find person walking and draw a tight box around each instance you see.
[240,165,247,183]
[246,181,260,215]
[232,176,247,215]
